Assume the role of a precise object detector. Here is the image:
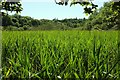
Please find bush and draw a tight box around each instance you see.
[18,27,24,31]
[4,26,18,31]
[23,25,30,30]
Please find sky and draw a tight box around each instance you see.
[20,0,110,20]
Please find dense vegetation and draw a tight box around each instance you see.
[1,1,120,79]
[2,14,86,30]
[2,31,120,79]
[84,2,120,30]
[1,2,120,30]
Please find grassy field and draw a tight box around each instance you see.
[1,30,120,79]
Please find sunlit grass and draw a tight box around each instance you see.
[2,30,120,79]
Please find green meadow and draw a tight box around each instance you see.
[2,31,120,79]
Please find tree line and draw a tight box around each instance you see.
[2,13,86,30]
[1,1,120,30]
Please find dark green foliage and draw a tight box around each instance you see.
[23,25,30,30]
[84,1,120,30]
[55,1,120,30]
[2,14,86,30]
[1,1,23,13]
[2,14,13,26]
[2,1,120,30]
[31,19,40,27]
[55,0,98,14]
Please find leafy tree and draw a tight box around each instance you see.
[83,1,120,30]
[55,0,120,15]
[1,0,23,14]
[55,0,98,14]
[2,14,12,26]
[1,0,120,30]
[31,19,40,27]
[1,0,119,16]
[12,18,20,27]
